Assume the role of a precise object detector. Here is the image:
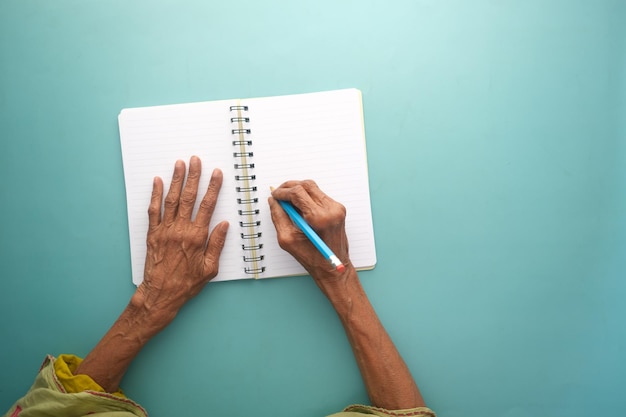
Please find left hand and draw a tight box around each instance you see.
[131,156,229,332]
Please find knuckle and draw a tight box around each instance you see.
[180,191,196,205]
[164,195,178,208]
[293,184,306,194]
[199,197,216,212]
[147,203,160,216]
[277,233,296,250]
[146,234,159,248]
[335,203,347,219]
[204,260,219,278]
[187,169,200,180]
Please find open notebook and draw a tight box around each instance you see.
[118,88,376,285]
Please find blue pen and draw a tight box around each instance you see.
[271,188,345,272]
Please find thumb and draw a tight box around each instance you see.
[203,221,229,277]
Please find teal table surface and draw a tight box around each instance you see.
[1,1,625,416]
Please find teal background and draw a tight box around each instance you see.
[1,1,624,416]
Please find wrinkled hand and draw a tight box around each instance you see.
[131,156,229,331]
[268,180,352,288]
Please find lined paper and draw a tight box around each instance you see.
[118,89,376,284]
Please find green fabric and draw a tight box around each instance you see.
[328,404,436,417]
[4,356,436,417]
[2,356,147,417]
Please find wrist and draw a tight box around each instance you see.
[314,266,364,316]
[128,290,177,337]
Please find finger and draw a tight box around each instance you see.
[296,180,329,206]
[268,195,301,236]
[271,181,343,229]
[162,160,186,225]
[272,180,328,207]
[270,181,305,204]
[274,179,318,191]
[268,195,290,229]
[195,168,224,227]
[274,180,301,189]
[203,221,229,278]
[273,179,312,195]
[178,156,202,219]
[274,183,319,219]
[148,176,164,229]
[268,196,317,257]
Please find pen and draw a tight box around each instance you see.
[270,187,345,272]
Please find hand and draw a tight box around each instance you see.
[270,181,426,410]
[268,180,352,288]
[131,156,229,332]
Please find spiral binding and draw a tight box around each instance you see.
[231,102,265,277]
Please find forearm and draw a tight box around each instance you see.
[72,158,226,395]
[268,181,424,408]
[323,268,425,410]
[74,296,169,393]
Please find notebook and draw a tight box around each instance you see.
[118,88,376,285]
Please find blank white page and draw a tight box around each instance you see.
[118,89,376,285]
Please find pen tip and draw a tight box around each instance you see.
[336,264,346,272]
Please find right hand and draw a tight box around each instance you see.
[268,180,353,288]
